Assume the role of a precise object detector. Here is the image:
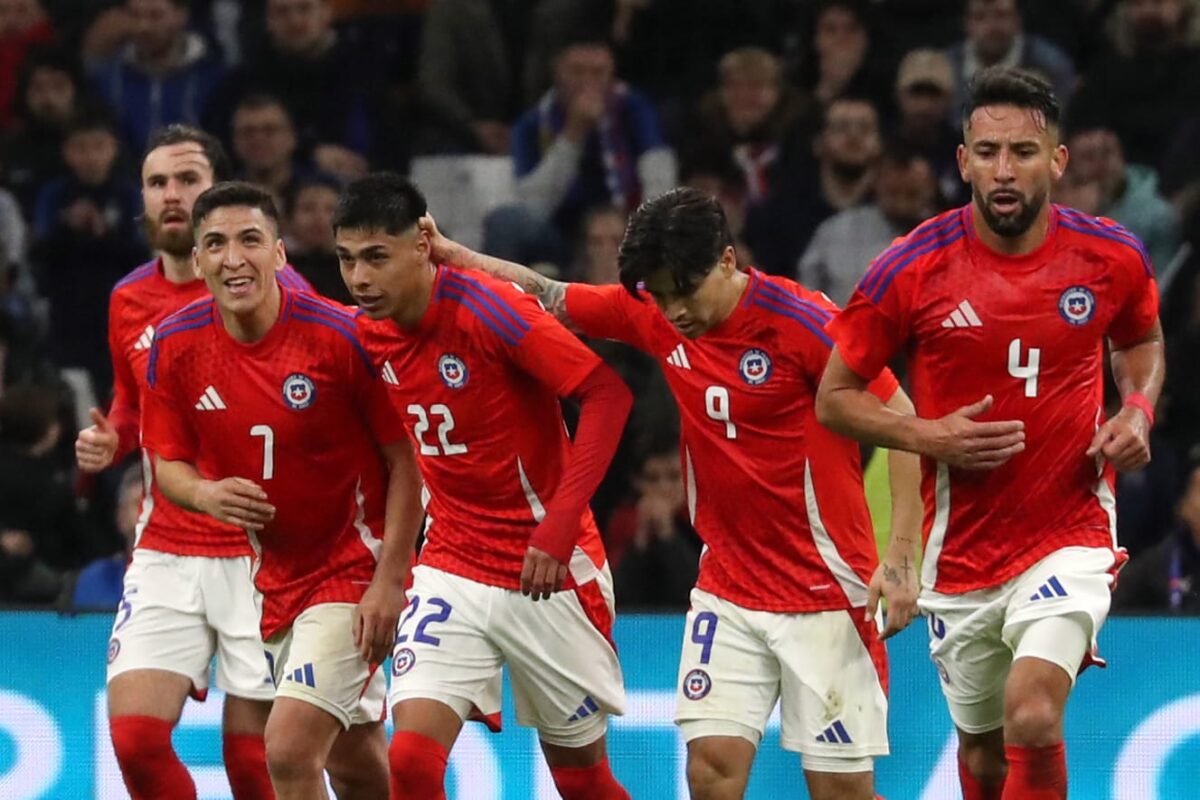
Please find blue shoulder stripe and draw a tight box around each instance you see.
[859,214,960,299]
[112,262,156,291]
[279,267,311,291]
[1057,208,1153,276]
[867,227,965,302]
[155,300,215,338]
[147,315,213,387]
[442,272,531,334]
[293,293,356,325]
[290,312,375,374]
[437,284,521,346]
[750,296,834,347]
[754,281,833,322]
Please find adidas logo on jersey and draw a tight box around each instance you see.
[1028,575,1068,602]
[666,344,691,369]
[940,300,983,329]
[815,720,853,744]
[381,361,400,386]
[133,325,155,351]
[194,386,227,411]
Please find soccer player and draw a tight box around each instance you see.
[74,124,307,800]
[336,174,634,800]
[418,188,924,800]
[141,181,422,800]
[815,67,1165,800]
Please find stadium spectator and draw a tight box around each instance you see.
[206,0,373,182]
[794,0,891,112]
[31,111,146,397]
[283,173,350,303]
[2,47,85,219]
[680,157,755,265]
[798,145,939,305]
[608,431,701,610]
[88,0,226,155]
[744,94,882,276]
[891,48,968,205]
[231,93,312,212]
[483,35,675,269]
[1070,0,1200,167]
[71,460,140,609]
[946,0,1077,117]
[0,0,55,131]
[1113,450,1200,614]
[0,187,26,275]
[1161,230,1200,457]
[682,47,811,209]
[1063,124,1181,271]
[575,205,625,286]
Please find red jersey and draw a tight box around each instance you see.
[828,204,1160,595]
[141,287,404,637]
[566,269,900,613]
[107,258,312,558]
[355,266,608,591]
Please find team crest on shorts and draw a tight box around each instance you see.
[738,349,772,386]
[438,354,468,389]
[282,373,317,409]
[107,638,121,664]
[682,668,712,700]
[392,647,416,677]
[1058,286,1096,326]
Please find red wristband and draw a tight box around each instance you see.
[1123,392,1155,427]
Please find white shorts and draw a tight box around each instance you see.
[264,602,387,729]
[674,588,888,768]
[918,546,1118,734]
[388,564,625,748]
[106,548,274,701]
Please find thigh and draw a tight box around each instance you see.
[673,589,780,746]
[201,556,274,702]
[107,549,215,696]
[264,695,342,763]
[493,570,626,746]
[107,669,194,722]
[269,603,384,729]
[326,721,389,788]
[387,566,504,721]
[774,610,887,763]
[919,588,1011,734]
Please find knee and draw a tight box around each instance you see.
[389,731,449,797]
[111,715,174,763]
[1004,692,1063,746]
[264,731,324,785]
[959,736,1007,784]
[686,744,745,798]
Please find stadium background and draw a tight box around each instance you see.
[3,0,1200,797]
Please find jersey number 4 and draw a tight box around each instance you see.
[1007,339,1041,398]
[408,404,468,456]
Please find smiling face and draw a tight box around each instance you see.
[336,225,434,325]
[959,103,1066,239]
[193,205,285,317]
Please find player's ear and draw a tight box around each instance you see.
[720,246,737,276]
[956,143,969,183]
[274,237,287,271]
[1050,143,1068,183]
[191,247,202,280]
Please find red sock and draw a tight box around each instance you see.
[959,752,1004,800]
[1002,743,1067,800]
[223,733,274,799]
[549,759,631,800]
[110,716,196,800]
[389,731,448,799]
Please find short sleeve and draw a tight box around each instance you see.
[1107,251,1160,348]
[141,356,198,463]
[826,263,915,381]
[565,283,657,349]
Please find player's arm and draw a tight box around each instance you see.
[816,350,1026,470]
[76,301,138,472]
[355,438,423,664]
[154,457,277,531]
[419,214,573,324]
[868,387,923,640]
[1088,318,1165,472]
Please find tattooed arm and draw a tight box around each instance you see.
[419,215,573,325]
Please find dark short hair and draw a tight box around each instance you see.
[234,92,290,118]
[64,109,118,140]
[285,171,343,217]
[192,181,282,236]
[332,172,427,235]
[617,188,733,297]
[144,124,233,181]
[15,46,82,115]
[0,383,61,449]
[963,66,1060,129]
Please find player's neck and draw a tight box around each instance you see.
[160,252,198,284]
[220,282,283,344]
[713,270,750,326]
[390,263,436,330]
[971,204,1051,257]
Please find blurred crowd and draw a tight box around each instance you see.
[1,0,1199,614]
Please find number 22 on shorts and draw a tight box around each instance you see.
[395,595,453,646]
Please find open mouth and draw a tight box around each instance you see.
[224,276,254,297]
[989,191,1023,215]
[160,210,189,227]
[354,293,385,312]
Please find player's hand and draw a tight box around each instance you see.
[354,577,406,664]
[521,546,568,602]
[193,477,275,531]
[923,395,1025,470]
[1087,405,1151,472]
[418,214,460,264]
[75,408,119,473]
[866,557,919,641]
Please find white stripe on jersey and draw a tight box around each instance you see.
[133,450,155,547]
[921,462,952,589]
[518,457,547,522]
[353,477,381,561]
[803,459,869,606]
[1093,469,1118,549]
[685,446,697,525]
